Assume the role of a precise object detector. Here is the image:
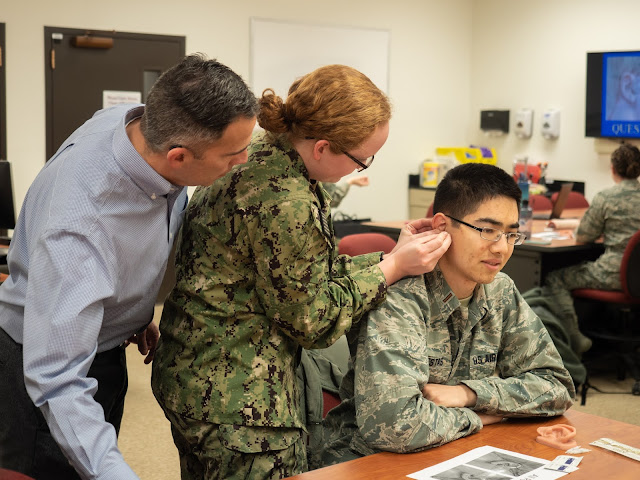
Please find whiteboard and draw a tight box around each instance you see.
[250,18,390,99]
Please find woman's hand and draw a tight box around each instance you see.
[379,230,451,285]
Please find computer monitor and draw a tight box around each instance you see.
[532,182,574,220]
[549,182,574,219]
[0,160,16,240]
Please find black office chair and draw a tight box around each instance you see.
[572,229,640,403]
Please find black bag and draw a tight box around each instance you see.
[332,212,372,238]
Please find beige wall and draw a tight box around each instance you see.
[469,0,640,201]
[1,0,639,223]
[1,0,473,222]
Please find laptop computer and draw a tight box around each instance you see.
[532,182,574,220]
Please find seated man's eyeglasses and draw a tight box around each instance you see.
[343,151,375,172]
[445,214,525,245]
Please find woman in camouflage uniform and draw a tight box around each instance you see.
[152,64,452,480]
[544,143,640,354]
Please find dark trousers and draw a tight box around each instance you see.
[0,327,128,480]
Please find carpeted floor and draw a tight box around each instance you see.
[119,344,179,480]
[118,307,640,480]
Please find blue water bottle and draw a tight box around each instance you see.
[519,199,533,240]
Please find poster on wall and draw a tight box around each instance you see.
[102,90,142,109]
[250,18,390,99]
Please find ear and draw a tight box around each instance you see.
[166,146,191,169]
[312,140,331,161]
[431,212,448,232]
[620,72,637,103]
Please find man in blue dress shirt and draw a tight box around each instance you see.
[0,54,258,480]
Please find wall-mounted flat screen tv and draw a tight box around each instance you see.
[586,50,640,138]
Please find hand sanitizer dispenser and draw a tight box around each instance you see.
[541,109,560,139]
[514,109,533,138]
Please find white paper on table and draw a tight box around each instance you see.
[531,231,570,240]
[406,445,567,480]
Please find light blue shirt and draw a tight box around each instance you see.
[0,105,187,480]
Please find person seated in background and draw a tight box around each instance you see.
[540,143,640,355]
[318,163,574,467]
[323,174,369,208]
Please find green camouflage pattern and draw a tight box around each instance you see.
[543,179,640,349]
[152,131,387,433]
[322,181,350,208]
[164,408,306,479]
[320,268,574,466]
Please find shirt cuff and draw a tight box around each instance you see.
[97,460,139,480]
[352,263,388,307]
[348,251,385,270]
[462,407,485,432]
[460,379,496,412]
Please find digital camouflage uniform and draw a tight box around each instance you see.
[543,179,640,353]
[319,268,574,467]
[322,180,351,208]
[151,131,388,479]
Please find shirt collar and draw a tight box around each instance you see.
[471,284,489,318]
[427,267,459,317]
[271,132,311,180]
[620,178,640,189]
[427,267,489,320]
[112,105,180,200]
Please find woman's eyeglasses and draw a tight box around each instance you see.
[343,151,375,172]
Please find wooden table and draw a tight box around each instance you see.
[362,209,604,292]
[503,209,603,291]
[287,410,640,479]
[363,209,587,243]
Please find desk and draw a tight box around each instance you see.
[362,209,604,293]
[287,410,640,479]
[503,210,604,292]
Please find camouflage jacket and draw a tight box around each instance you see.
[152,132,387,429]
[321,268,574,461]
[575,178,640,280]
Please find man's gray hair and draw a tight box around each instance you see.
[140,53,258,156]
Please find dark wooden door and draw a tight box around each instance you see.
[1,23,6,160]
[44,27,185,160]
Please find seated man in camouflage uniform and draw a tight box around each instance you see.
[319,163,575,466]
